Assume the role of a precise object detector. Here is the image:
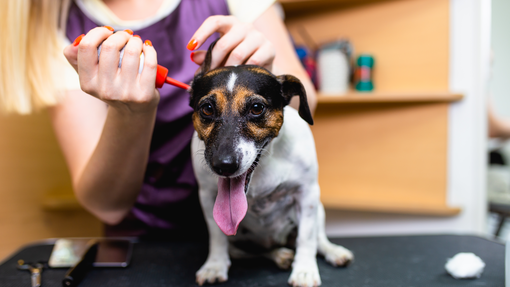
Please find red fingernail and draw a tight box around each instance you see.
[104,26,114,32]
[124,29,133,35]
[133,35,141,40]
[144,40,152,47]
[190,52,195,62]
[73,34,85,46]
[187,39,197,51]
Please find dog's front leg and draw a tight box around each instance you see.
[196,186,231,285]
[288,183,321,287]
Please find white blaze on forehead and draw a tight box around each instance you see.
[227,72,238,92]
[237,138,258,173]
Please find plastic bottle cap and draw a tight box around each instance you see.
[156,65,169,88]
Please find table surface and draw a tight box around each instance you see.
[0,234,504,287]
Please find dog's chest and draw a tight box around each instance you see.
[235,171,301,248]
[248,180,300,221]
[234,180,300,248]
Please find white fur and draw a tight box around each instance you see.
[191,107,353,286]
[236,138,258,175]
[227,73,237,93]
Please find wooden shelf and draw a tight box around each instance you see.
[279,0,392,17]
[317,91,464,104]
[322,198,461,216]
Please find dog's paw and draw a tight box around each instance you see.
[270,247,294,269]
[322,244,353,267]
[196,258,231,286]
[288,261,321,287]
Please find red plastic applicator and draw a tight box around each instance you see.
[155,65,190,90]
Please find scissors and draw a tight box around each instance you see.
[17,259,45,287]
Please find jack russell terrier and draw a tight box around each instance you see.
[189,40,353,287]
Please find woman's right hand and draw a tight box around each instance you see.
[63,26,160,115]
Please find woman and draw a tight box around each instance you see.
[0,0,317,240]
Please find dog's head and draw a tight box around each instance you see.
[189,40,313,236]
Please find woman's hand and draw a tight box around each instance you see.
[63,27,160,115]
[188,16,276,72]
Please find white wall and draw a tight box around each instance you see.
[325,0,490,237]
[490,0,510,118]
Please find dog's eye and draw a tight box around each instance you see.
[200,104,214,117]
[250,103,265,116]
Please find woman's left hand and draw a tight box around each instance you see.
[188,15,276,72]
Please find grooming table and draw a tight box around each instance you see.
[0,235,504,286]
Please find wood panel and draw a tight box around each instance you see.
[311,102,459,215]
[0,111,102,261]
[318,91,463,103]
[279,0,394,17]
[285,0,449,92]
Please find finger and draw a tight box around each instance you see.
[97,30,132,87]
[190,50,206,65]
[224,31,265,67]
[139,40,158,93]
[187,16,237,51]
[77,27,114,84]
[245,42,275,71]
[119,35,143,83]
[64,34,84,71]
[209,24,250,69]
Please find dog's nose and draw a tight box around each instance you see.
[212,156,240,176]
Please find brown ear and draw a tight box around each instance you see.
[276,75,314,125]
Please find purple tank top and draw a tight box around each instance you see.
[66,0,230,240]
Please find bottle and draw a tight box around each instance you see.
[355,54,374,92]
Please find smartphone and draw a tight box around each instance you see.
[48,238,133,268]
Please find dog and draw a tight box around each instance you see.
[189,41,354,287]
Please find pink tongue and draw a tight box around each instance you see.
[213,172,248,236]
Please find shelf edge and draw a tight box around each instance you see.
[322,200,462,217]
[317,92,464,104]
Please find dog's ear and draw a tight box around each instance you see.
[276,75,314,125]
[196,38,219,78]
[189,38,220,107]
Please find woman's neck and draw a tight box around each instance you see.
[102,0,165,21]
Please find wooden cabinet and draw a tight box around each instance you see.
[280,0,461,215]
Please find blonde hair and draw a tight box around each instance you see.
[0,0,70,114]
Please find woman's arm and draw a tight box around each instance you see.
[54,27,160,225]
[253,4,317,113]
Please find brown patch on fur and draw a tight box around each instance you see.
[231,87,251,113]
[193,91,227,140]
[231,89,269,116]
[246,66,273,77]
[203,67,230,78]
[209,89,227,115]
[192,113,213,140]
[247,109,283,141]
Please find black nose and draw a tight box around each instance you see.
[212,155,240,176]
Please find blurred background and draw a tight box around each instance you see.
[486,0,510,239]
[0,0,498,260]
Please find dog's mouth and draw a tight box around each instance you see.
[213,153,261,236]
